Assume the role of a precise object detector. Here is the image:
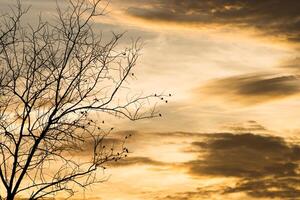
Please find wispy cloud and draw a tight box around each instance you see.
[202,73,300,105]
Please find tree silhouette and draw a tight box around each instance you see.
[0,1,166,199]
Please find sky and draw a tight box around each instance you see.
[1,0,300,199]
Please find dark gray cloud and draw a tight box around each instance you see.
[185,133,300,177]
[203,73,300,104]
[182,132,300,198]
[123,0,300,42]
[224,177,300,199]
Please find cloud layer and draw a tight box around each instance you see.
[124,0,300,42]
[146,131,300,199]
[108,130,300,199]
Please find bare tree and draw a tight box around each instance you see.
[0,1,167,199]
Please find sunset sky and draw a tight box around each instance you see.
[1,0,300,199]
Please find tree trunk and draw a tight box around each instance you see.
[6,194,15,200]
